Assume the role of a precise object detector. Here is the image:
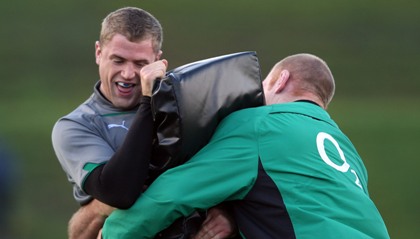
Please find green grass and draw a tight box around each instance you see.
[1,98,80,239]
[329,97,420,239]
[1,0,419,238]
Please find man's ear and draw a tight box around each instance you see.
[274,70,290,93]
[95,41,101,65]
[156,50,163,60]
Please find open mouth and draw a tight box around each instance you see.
[116,82,135,89]
[116,82,137,95]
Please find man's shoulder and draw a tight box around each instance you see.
[270,102,332,121]
[217,106,271,130]
[56,94,98,126]
[227,105,271,120]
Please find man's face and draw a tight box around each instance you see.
[95,34,161,109]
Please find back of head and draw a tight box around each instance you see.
[277,53,335,107]
[99,7,163,52]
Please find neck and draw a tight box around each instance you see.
[295,99,320,106]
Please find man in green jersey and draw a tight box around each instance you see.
[102,53,390,239]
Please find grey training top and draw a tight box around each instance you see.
[52,82,138,204]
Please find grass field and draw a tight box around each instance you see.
[1,0,419,238]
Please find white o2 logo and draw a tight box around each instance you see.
[316,132,362,189]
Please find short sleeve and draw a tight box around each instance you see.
[52,118,114,202]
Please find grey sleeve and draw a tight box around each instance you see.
[52,118,114,203]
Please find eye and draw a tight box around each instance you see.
[135,61,147,68]
[110,56,125,65]
[113,58,124,64]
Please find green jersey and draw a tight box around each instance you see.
[103,102,389,239]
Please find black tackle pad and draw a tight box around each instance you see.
[149,51,265,174]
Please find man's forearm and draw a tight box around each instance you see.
[69,200,114,239]
[69,211,104,239]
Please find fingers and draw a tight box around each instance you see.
[141,59,168,80]
[140,59,168,96]
[193,207,236,239]
[194,222,230,239]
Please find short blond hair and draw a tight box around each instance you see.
[99,7,163,53]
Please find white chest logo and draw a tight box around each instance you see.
[108,121,129,131]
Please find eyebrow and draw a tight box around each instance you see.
[109,54,124,60]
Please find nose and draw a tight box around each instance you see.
[121,64,136,79]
